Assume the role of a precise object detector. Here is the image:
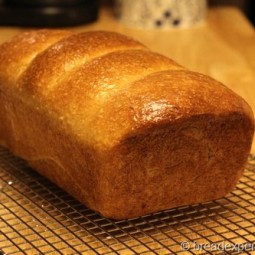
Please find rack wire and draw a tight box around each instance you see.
[0,146,255,255]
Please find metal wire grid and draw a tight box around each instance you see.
[0,146,255,255]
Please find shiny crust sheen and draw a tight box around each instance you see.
[0,30,254,219]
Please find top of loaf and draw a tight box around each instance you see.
[0,30,254,149]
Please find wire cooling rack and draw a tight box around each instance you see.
[0,146,255,255]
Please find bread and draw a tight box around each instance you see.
[0,30,254,219]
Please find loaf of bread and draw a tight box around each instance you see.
[0,30,254,219]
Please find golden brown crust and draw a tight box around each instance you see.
[0,30,254,219]
[0,30,73,92]
[19,31,147,96]
[99,113,253,218]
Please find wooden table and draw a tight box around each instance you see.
[0,6,254,152]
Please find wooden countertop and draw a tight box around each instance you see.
[0,6,254,152]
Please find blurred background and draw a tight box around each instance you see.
[0,0,254,27]
[209,0,255,25]
[102,0,255,27]
[103,0,255,26]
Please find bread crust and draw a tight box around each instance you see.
[0,30,254,219]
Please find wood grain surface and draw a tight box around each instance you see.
[0,6,254,152]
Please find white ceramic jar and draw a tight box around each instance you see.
[115,0,207,29]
